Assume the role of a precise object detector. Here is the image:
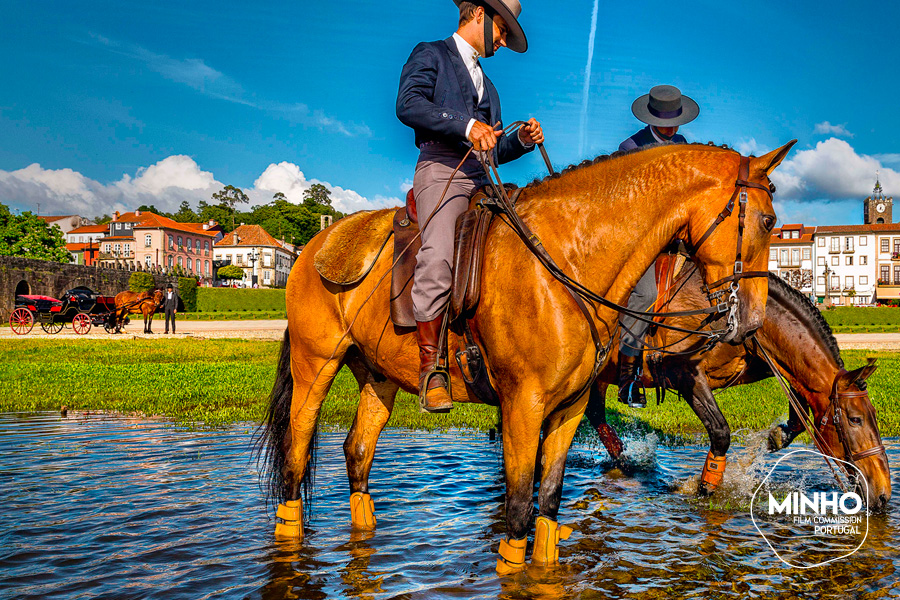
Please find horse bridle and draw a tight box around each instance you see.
[823,381,887,467]
[686,155,774,334]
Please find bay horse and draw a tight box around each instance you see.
[259,142,795,573]
[113,289,163,334]
[586,268,891,511]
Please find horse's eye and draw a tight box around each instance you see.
[849,416,863,426]
[762,215,776,231]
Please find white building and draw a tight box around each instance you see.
[813,225,879,305]
[768,224,816,300]
[214,224,297,288]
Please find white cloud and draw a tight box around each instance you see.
[253,161,399,213]
[736,138,768,157]
[813,121,854,138]
[770,138,898,202]
[400,178,413,193]
[0,156,400,218]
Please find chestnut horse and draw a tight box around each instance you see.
[260,142,795,572]
[587,269,891,510]
[113,289,163,334]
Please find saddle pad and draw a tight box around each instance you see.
[391,207,419,328]
[451,206,495,318]
[313,209,394,285]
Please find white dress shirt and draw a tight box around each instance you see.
[452,33,483,140]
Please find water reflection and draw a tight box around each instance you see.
[0,413,897,599]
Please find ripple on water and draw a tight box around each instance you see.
[0,412,897,599]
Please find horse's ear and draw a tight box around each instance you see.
[836,359,878,392]
[749,140,797,178]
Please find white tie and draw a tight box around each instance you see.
[471,58,484,103]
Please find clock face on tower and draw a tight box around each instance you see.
[877,202,886,213]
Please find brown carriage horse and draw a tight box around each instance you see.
[259,141,795,573]
[113,289,164,334]
[586,268,891,511]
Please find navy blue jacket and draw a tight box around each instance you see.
[619,125,687,151]
[396,37,532,165]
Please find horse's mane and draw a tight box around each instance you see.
[524,142,734,190]
[767,273,844,369]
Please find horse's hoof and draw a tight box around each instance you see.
[496,537,527,575]
[350,492,376,530]
[274,500,303,540]
[696,482,715,498]
[767,425,788,452]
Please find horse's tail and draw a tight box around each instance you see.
[255,328,316,522]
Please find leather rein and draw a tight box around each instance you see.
[824,382,887,465]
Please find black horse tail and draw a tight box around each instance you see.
[255,328,317,523]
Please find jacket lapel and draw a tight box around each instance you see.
[443,37,477,118]
[483,74,499,125]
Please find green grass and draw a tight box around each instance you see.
[1,341,896,439]
[821,306,900,332]
[196,288,285,312]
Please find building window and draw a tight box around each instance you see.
[817,276,826,287]
[845,276,854,289]
[860,256,867,265]
[225,254,232,264]
[187,238,192,251]
[830,237,840,252]
[145,234,152,247]
[780,249,789,265]
[187,258,192,272]
[831,276,839,291]
[145,255,152,267]
[845,237,854,252]
[205,260,210,276]
[881,238,890,253]
[881,265,890,283]
[205,240,210,252]
[178,257,183,267]
[169,256,174,268]
[895,239,900,254]
[236,254,243,265]
[104,243,111,253]
[792,249,800,265]
[124,243,131,256]
[860,236,867,246]
[845,256,853,266]
[818,237,825,247]
[817,257,825,266]
[169,235,174,249]
[831,256,839,266]
[895,265,900,285]
[769,249,777,261]
[177,236,183,248]
[114,243,121,255]
[860,276,868,285]
[264,270,271,281]
[802,248,811,260]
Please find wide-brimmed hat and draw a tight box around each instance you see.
[453,0,527,53]
[631,85,699,127]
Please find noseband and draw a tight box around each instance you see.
[823,381,887,466]
[686,155,774,332]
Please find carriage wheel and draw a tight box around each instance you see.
[10,308,34,335]
[41,319,64,335]
[72,313,92,335]
[104,319,116,334]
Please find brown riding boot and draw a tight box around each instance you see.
[416,317,453,413]
[617,352,647,408]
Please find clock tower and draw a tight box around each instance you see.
[864,174,892,224]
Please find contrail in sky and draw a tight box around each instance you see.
[579,0,600,158]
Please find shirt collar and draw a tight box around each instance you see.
[452,33,480,70]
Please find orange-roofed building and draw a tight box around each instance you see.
[96,210,221,282]
[65,223,108,265]
[214,224,297,288]
[38,215,91,234]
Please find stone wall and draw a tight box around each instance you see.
[1,256,177,316]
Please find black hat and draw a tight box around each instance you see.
[453,0,527,53]
[166,283,174,289]
[631,85,699,127]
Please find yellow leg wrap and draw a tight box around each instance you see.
[700,451,727,490]
[531,516,573,566]
[350,492,377,530]
[274,499,302,540]
[496,537,527,575]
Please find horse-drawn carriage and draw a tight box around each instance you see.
[9,286,164,335]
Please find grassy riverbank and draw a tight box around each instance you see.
[1,340,897,440]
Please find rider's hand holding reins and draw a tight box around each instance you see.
[468,121,503,151]
[517,118,544,146]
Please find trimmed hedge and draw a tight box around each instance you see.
[128,272,155,293]
[820,306,900,329]
[179,277,199,312]
[196,288,286,313]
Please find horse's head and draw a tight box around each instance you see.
[815,360,891,512]
[152,289,164,307]
[686,140,796,343]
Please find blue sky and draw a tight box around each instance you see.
[1,0,898,225]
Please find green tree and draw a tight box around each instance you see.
[94,214,113,225]
[128,272,155,293]
[172,200,199,223]
[178,276,199,312]
[303,183,332,207]
[211,185,250,230]
[0,204,70,262]
[217,264,245,281]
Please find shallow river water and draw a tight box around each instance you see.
[0,413,898,599]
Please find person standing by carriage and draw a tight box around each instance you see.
[396,0,543,412]
[163,283,180,334]
[616,85,699,408]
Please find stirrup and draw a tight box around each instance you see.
[419,368,452,413]
[619,381,647,409]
